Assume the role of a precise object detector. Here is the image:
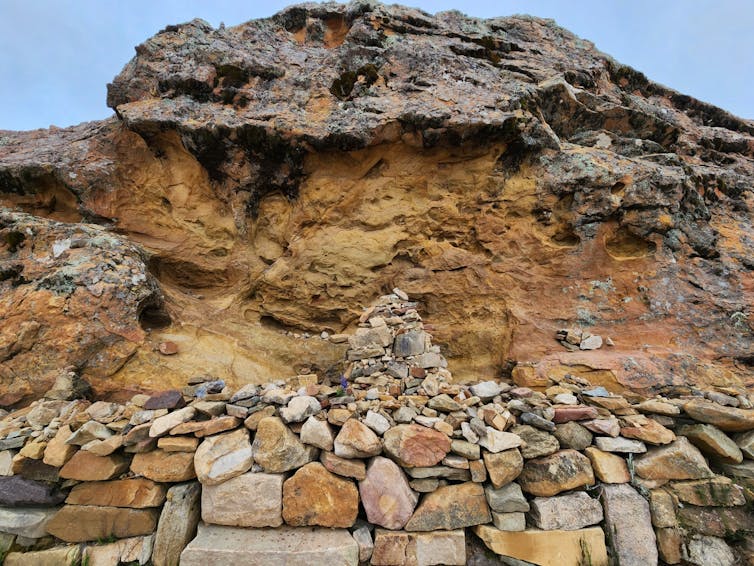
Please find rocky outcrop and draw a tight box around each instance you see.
[0,291,753,564]
[1,3,754,401]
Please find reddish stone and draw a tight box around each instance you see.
[383,424,451,467]
[144,390,186,410]
[553,406,600,424]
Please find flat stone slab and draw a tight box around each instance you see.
[473,525,608,566]
[180,523,359,566]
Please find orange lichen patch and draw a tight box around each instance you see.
[324,16,350,48]
[604,225,657,260]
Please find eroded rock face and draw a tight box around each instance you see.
[2,2,754,397]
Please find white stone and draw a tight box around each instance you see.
[202,472,283,527]
[149,406,196,438]
[364,411,391,435]
[0,451,14,476]
[0,506,59,538]
[580,334,603,350]
[280,396,321,424]
[469,381,503,400]
[180,523,359,565]
[194,428,252,485]
[478,427,522,453]
[300,416,334,451]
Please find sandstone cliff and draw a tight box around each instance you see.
[2,2,754,403]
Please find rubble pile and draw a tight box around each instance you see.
[0,292,753,565]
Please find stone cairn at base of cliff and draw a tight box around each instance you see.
[1,292,753,566]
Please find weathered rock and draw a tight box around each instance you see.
[677,423,743,463]
[320,451,366,480]
[359,456,417,530]
[334,418,382,459]
[152,482,201,566]
[491,511,526,531]
[144,390,186,410]
[584,446,630,483]
[280,395,321,423]
[382,424,450,467]
[594,436,646,453]
[600,484,658,566]
[553,421,593,450]
[552,406,600,424]
[685,535,736,566]
[300,416,334,450]
[45,505,158,542]
[484,482,529,513]
[528,491,603,530]
[405,482,491,531]
[518,449,595,496]
[150,406,196,437]
[483,449,523,489]
[655,527,683,564]
[473,525,608,565]
[194,427,252,485]
[3,546,81,566]
[364,410,391,435]
[393,330,426,357]
[59,450,129,481]
[180,523,359,566]
[620,418,675,445]
[0,450,14,475]
[450,439,480,460]
[478,428,522,453]
[668,477,746,506]
[66,478,166,508]
[511,425,559,459]
[157,435,200,452]
[352,525,374,563]
[734,429,754,459]
[634,436,714,480]
[676,505,754,536]
[649,489,678,528]
[0,476,64,507]
[0,506,58,538]
[192,416,242,437]
[282,462,359,528]
[66,419,113,445]
[371,529,466,566]
[252,416,317,473]
[202,472,283,527]
[84,535,154,566]
[131,449,196,482]
[9,456,59,482]
[83,434,124,456]
[683,399,754,432]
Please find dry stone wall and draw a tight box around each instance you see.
[0,292,753,565]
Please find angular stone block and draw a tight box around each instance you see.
[180,523,359,565]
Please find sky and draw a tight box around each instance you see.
[1,0,752,131]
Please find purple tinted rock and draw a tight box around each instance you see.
[0,476,65,507]
[144,390,186,410]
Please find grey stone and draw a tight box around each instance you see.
[180,523,359,566]
[300,416,334,450]
[152,482,201,566]
[685,535,735,566]
[491,512,525,531]
[0,506,59,538]
[528,492,603,530]
[484,482,529,513]
[393,330,426,357]
[202,472,283,527]
[469,381,503,400]
[734,429,754,459]
[594,436,647,453]
[519,412,556,432]
[554,422,593,450]
[600,484,658,566]
[511,425,559,459]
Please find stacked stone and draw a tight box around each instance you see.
[0,292,752,565]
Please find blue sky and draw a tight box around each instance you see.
[1,0,752,131]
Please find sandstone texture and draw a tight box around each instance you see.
[2,2,754,402]
[2,4,754,565]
